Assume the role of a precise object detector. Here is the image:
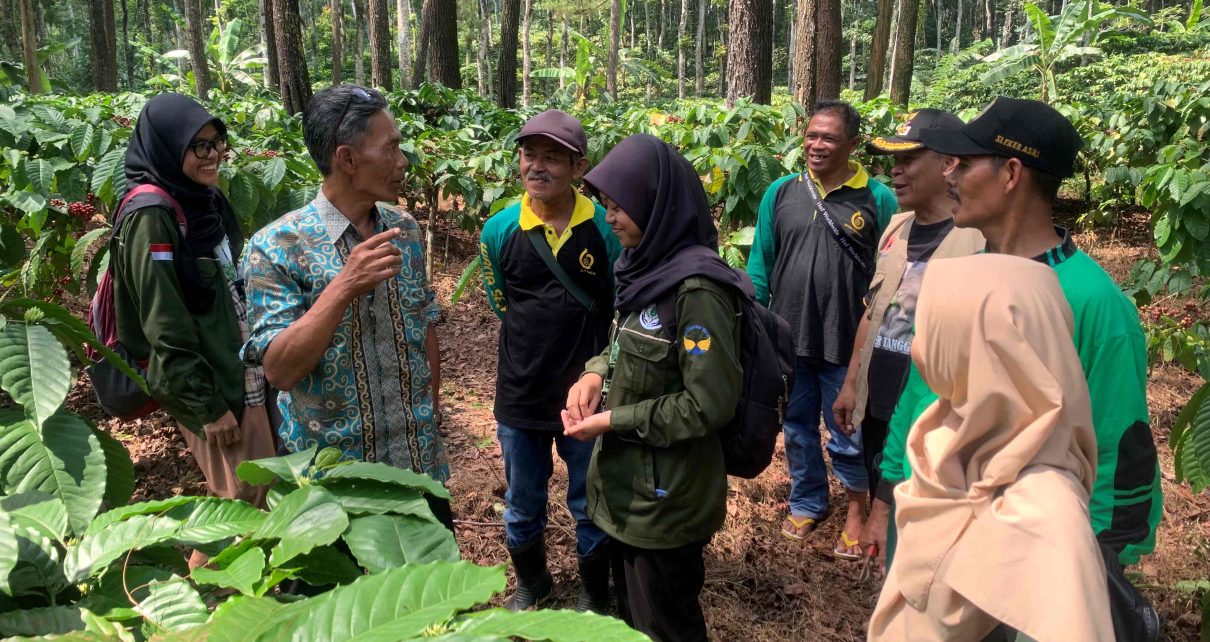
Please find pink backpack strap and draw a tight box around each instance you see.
[119,184,187,237]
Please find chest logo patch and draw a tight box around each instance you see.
[639,306,662,330]
[849,211,866,231]
[579,249,595,271]
[683,324,712,355]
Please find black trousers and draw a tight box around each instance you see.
[861,412,890,504]
[610,538,709,642]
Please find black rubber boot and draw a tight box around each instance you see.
[504,535,553,611]
[575,544,611,614]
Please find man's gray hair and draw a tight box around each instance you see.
[303,84,390,176]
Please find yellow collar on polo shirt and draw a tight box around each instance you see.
[804,160,870,195]
[518,191,596,255]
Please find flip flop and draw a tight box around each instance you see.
[780,514,820,541]
[832,530,863,561]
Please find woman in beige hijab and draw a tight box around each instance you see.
[868,254,1113,642]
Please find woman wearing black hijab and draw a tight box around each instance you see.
[111,94,275,543]
[563,134,752,642]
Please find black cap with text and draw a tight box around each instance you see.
[920,97,1083,178]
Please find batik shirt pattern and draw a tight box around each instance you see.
[241,192,448,482]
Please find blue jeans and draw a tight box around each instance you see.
[497,423,607,557]
[783,358,868,519]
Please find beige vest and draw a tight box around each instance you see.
[851,212,986,428]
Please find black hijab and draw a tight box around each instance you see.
[122,93,242,314]
[584,134,753,313]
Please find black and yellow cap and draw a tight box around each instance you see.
[867,108,963,155]
[920,97,1084,178]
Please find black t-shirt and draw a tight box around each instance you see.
[865,217,954,420]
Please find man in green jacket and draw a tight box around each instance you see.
[879,98,1162,567]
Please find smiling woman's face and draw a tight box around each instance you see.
[182,123,223,187]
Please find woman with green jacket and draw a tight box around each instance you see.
[563,134,751,642]
[111,95,275,558]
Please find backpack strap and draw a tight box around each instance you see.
[525,228,597,313]
[116,184,187,238]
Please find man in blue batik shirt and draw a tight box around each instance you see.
[241,84,452,528]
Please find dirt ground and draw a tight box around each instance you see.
[74,207,1208,642]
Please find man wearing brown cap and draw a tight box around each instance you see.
[479,109,622,612]
[830,108,985,563]
[879,98,1162,584]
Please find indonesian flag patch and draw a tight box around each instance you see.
[149,244,173,261]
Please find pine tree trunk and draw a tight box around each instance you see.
[496,0,519,106]
[727,0,772,105]
[787,0,795,92]
[657,0,666,49]
[559,15,568,90]
[397,0,412,88]
[477,0,491,96]
[792,0,817,106]
[889,0,918,105]
[677,0,688,98]
[18,0,40,92]
[427,0,460,87]
[935,0,942,59]
[954,0,962,52]
[353,0,367,83]
[607,0,620,97]
[90,0,119,91]
[272,0,311,113]
[695,0,705,95]
[522,0,532,106]
[848,25,857,89]
[1000,3,1014,47]
[183,0,211,99]
[331,0,343,83]
[544,10,553,96]
[122,0,134,87]
[863,0,892,99]
[983,0,992,40]
[368,0,392,89]
[717,12,727,96]
[261,0,280,88]
[815,0,841,99]
[412,0,428,86]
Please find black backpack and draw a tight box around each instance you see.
[650,290,795,479]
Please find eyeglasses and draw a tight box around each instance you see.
[331,87,374,151]
[188,138,228,159]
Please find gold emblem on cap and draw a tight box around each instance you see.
[895,111,918,137]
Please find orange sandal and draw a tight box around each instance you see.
[832,531,863,561]
[780,515,821,541]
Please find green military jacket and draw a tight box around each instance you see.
[583,277,742,550]
[111,206,246,435]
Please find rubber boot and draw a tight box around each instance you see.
[575,544,611,614]
[504,535,553,611]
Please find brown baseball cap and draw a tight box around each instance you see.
[517,109,588,156]
[868,108,964,155]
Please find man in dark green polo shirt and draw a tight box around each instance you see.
[748,100,898,558]
[479,110,622,613]
[879,98,1162,571]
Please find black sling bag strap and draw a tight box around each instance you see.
[801,174,874,279]
[525,227,597,313]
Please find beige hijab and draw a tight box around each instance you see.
[869,254,1112,642]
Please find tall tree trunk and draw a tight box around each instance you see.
[496,0,519,106]
[353,0,367,83]
[368,0,392,89]
[397,0,411,88]
[792,0,817,106]
[935,0,942,59]
[477,0,491,96]
[90,0,119,91]
[427,0,460,87]
[331,0,343,83]
[983,0,992,40]
[18,0,40,93]
[677,0,688,98]
[261,0,280,88]
[122,0,134,87]
[607,0,620,97]
[1000,3,1014,47]
[272,0,312,113]
[412,0,429,86]
[848,23,856,89]
[559,15,568,90]
[889,0,918,105]
[954,0,962,51]
[695,0,706,95]
[815,0,841,99]
[183,0,211,100]
[863,0,892,99]
[522,0,532,106]
[717,10,727,96]
[727,0,772,105]
[787,0,795,92]
[544,9,553,96]
[657,0,666,49]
